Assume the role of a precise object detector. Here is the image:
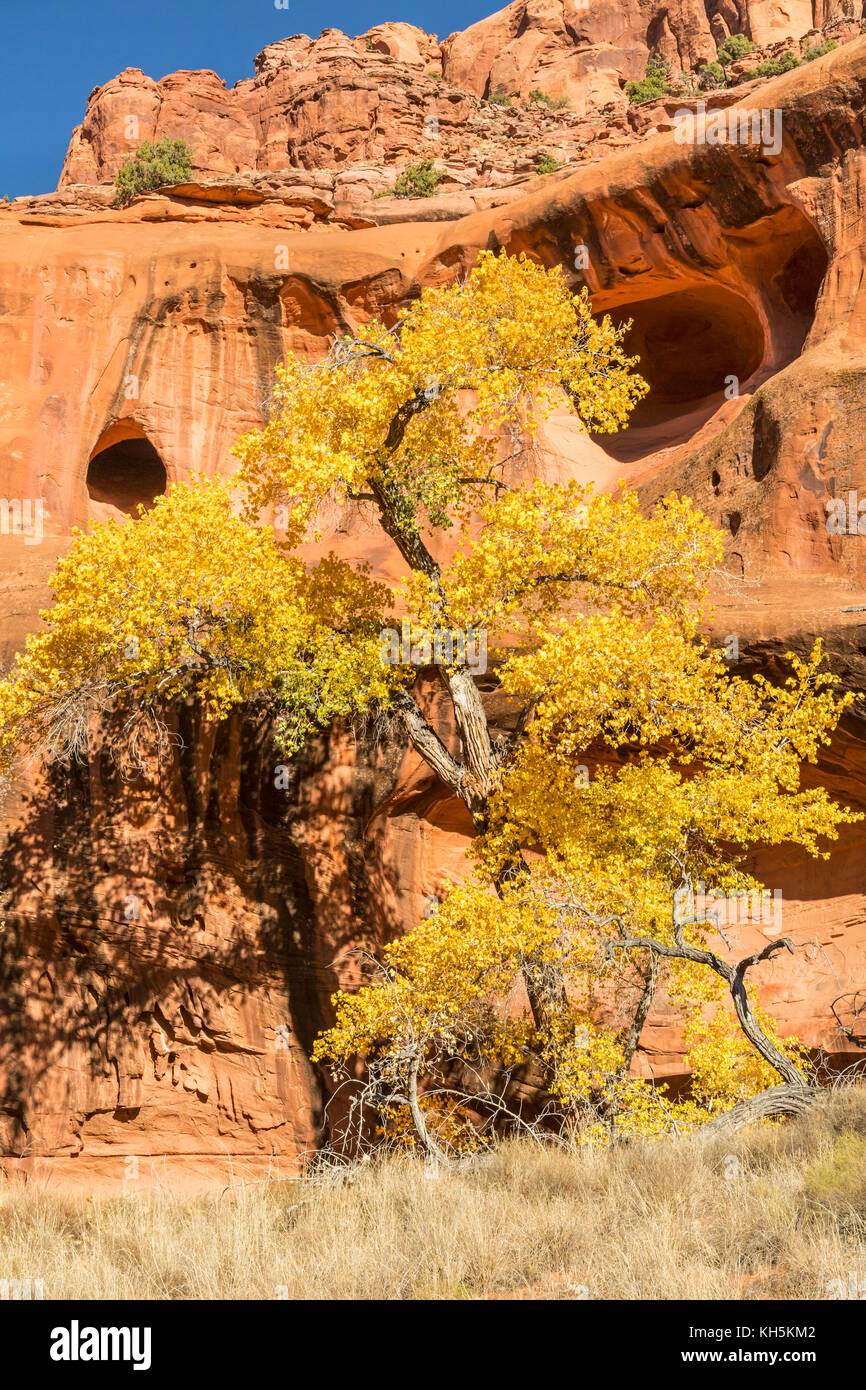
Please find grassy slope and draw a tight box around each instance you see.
[0,1087,864,1300]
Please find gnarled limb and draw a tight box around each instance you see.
[391,689,465,795]
[729,944,804,1087]
[619,947,659,1077]
[696,1083,816,1137]
[606,928,806,1088]
[831,991,866,1049]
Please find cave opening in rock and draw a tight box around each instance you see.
[593,284,765,461]
[86,434,167,516]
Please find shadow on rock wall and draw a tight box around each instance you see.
[0,698,411,1181]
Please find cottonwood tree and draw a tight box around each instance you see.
[0,252,857,1156]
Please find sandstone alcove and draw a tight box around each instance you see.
[588,215,828,464]
[595,283,766,461]
[615,285,764,407]
[86,424,168,516]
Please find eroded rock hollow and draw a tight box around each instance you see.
[2,1,866,1187]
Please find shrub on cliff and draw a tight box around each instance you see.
[803,38,837,61]
[536,153,560,173]
[113,138,193,208]
[718,33,756,66]
[528,89,570,110]
[625,54,673,104]
[0,251,856,1162]
[741,52,801,81]
[698,60,728,90]
[389,158,445,198]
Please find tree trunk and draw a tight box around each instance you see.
[696,1083,816,1137]
[729,968,805,1087]
[406,1053,448,1165]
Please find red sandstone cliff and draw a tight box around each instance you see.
[55,2,865,189]
[2,5,866,1188]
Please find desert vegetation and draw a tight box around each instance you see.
[528,88,570,110]
[626,53,674,103]
[113,137,193,208]
[697,32,838,89]
[0,1088,863,1299]
[627,33,841,99]
[0,251,858,1167]
[382,157,445,198]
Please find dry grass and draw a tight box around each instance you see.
[1,1088,865,1300]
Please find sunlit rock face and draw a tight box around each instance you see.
[55,2,858,181]
[2,12,866,1187]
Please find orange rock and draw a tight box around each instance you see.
[3,17,866,1189]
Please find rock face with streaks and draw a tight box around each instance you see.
[2,10,866,1188]
[56,2,866,189]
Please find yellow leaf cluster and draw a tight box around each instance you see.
[0,249,855,1150]
[233,251,648,541]
[0,478,403,768]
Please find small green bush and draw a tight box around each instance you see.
[698,60,728,90]
[718,33,756,66]
[536,154,560,174]
[528,89,570,110]
[802,39,837,61]
[113,138,193,208]
[428,70,443,80]
[390,158,445,199]
[625,54,672,104]
[744,52,800,80]
[487,92,511,106]
[803,1135,866,1232]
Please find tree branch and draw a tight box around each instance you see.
[696,1083,816,1136]
[392,689,465,794]
[620,947,659,1076]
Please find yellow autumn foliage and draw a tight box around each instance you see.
[0,250,856,1156]
[233,250,648,541]
[0,477,403,767]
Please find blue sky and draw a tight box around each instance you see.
[0,0,494,198]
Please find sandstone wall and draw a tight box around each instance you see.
[3,25,866,1187]
[58,2,864,188]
